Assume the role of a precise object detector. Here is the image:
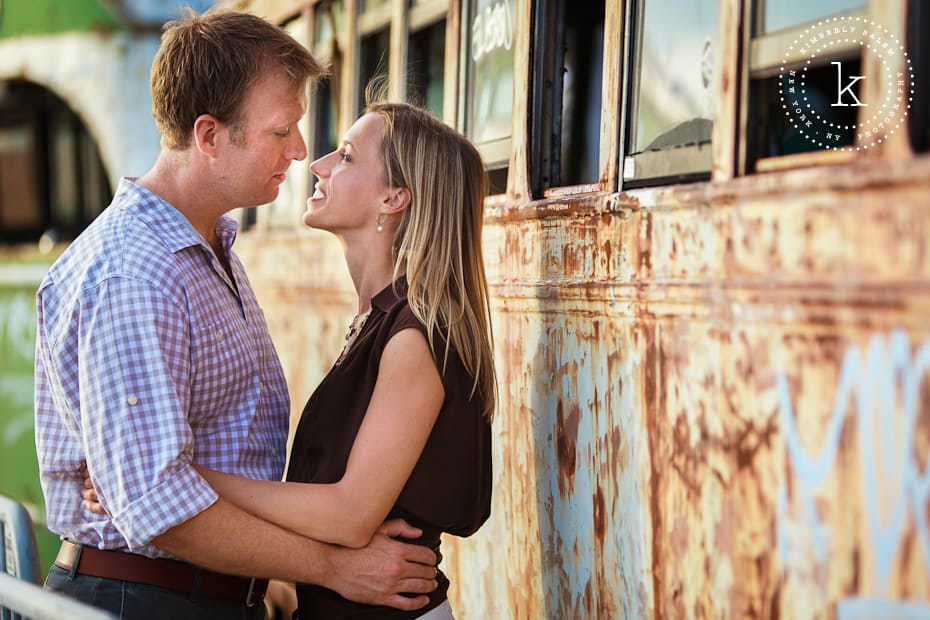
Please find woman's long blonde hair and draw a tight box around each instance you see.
[367,101,496,421]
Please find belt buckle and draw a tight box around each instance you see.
[245,578,260,608]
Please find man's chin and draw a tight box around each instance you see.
[257,187,281,206]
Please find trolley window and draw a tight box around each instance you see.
[743,2,867,172]
[623,0,719,186]
[461,0,516,192]
[531,0,605,194]
[358,27,390,114]
[311,0,344,159]
[407,16,446,118]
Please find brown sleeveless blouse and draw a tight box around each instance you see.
[287,279,492,619]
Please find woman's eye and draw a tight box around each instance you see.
[276,128,291,137]
[340,152,350,162]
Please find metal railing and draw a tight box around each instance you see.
[0,572,116,620]
[1,493,115,620]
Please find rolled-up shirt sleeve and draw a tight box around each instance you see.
[77,276,218,552]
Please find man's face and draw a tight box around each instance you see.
[215,71,308,209]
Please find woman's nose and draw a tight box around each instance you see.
[309,151,335,177]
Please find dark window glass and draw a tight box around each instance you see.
[0,80,110,243]
[0,118,42,235]
[313,79,339,158]
[748,62,859,161]
[487,166,508,195]
[313,1,343,159]
[760,0,865,34]
[560,4,604,185]
[359,28,390,113]
[407,20,446,117]
[532,0,604,191]
[909,0,929,152]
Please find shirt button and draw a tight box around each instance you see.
[259,380,264,390]
[215,330,224,341]
[127,395,139,406]
[271,448,278,457]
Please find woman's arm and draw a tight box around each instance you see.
[196,327,444,548]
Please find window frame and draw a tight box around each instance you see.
[307,0,346,161]
[738,2,868,174]
[405,1,452,119]
[529,0,611,198]
[906,0,928,153]
[619,0,721,189]
[323,0,455,131]
[457,0,518,180]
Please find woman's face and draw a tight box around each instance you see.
[303,112,389,234]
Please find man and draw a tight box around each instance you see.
[35,10,436,618]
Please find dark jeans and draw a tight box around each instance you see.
[45,565,267,620]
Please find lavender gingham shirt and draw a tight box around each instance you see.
[34,178,290,559]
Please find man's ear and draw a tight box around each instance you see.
[193,114,220,157]
[383,187,411,214]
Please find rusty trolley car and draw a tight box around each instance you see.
[219,0,928,617]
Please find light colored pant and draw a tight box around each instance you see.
[416,600,455,619]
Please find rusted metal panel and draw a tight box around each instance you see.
[238,155,930,618]
[428,283,654,619]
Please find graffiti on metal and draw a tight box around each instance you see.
[777,329,930,617]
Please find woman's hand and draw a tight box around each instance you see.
[79,462,107,515]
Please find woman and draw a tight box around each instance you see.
[205,101,495,618]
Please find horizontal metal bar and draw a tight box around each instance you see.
[0,573,116,620]
[0,264,49,286]
[749,8,867,76]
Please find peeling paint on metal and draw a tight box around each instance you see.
[236,141,930,619]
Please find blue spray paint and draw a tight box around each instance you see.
[776,328,930,615]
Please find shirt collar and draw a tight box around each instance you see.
[371,276,408,313]
[113,177,239,254]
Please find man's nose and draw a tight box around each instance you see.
[290,128,308,161]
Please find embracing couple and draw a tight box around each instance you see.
[34,9,495,620]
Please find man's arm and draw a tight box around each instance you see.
[82,480,439,609]
[73,278,437,610]
[152,499,438,611]
[196,328,444,548]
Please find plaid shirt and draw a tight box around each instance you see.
[35,178,289,558]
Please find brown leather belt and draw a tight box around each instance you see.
[55,540,267,607]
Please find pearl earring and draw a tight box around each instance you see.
[376,214,384,233]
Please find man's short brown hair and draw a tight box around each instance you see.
[151,10,327,150]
